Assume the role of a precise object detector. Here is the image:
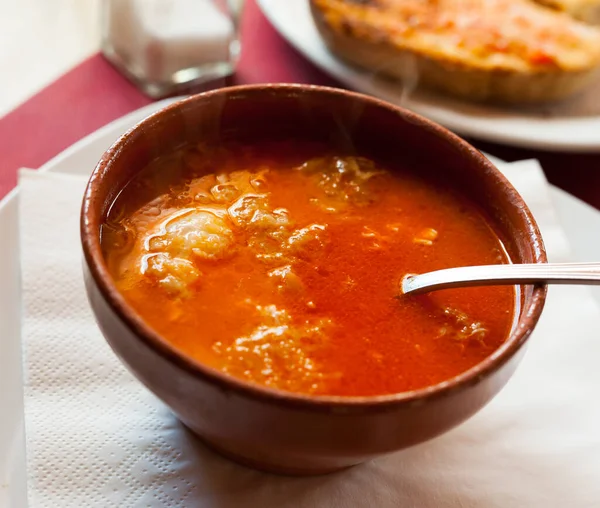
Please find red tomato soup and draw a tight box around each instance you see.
[102,140,516,396]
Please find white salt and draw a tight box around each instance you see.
[105,0,234,83]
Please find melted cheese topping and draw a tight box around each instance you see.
[316,0,600,70]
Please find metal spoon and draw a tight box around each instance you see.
[401,262,600,295]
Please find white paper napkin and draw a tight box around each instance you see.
[19,162,600,508]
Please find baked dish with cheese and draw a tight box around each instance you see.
[310,0,600,103]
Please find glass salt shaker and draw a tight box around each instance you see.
[101,0,244,98]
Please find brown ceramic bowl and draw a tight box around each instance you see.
[81,84,547,476]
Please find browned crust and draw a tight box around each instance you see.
[310,0,600,103]
[535,0,600,24]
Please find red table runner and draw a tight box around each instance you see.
[1,0,599,208]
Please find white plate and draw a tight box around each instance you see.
[2,99,600,507]
[257,0,600,152]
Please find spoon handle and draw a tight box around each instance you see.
[402,262,600,295]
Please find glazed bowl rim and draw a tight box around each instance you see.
[81,83,547,413]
